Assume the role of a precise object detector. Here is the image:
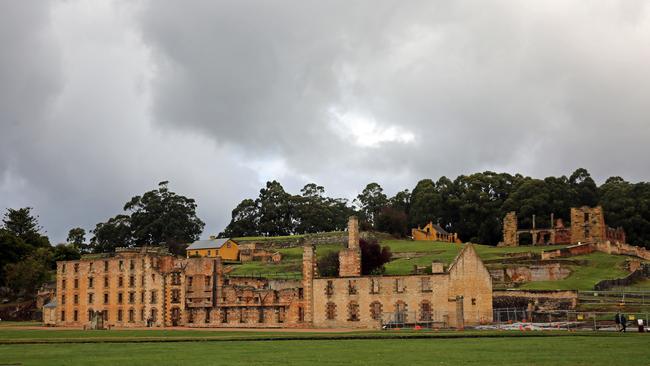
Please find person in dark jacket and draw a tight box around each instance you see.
[615,312,621,331]
[620,314,627,332]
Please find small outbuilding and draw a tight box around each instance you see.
[186,237,239,261]
[43,300,57,326]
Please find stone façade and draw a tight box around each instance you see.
[54,217,493,329]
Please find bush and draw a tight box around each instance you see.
[317,251,339,277]
[360,238,392,275]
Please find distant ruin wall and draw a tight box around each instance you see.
[570,206,606,244]
[489,263,571,283]
[540,241,650,261]
[593,241,650,261]
[541,243,594,260]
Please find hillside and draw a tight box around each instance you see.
[228,237,643,291]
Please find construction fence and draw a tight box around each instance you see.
[491,307,649,332]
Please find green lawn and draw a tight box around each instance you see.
[518,252,630,291]
[0,332,647,366]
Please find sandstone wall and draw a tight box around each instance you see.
[502,212,518,247]
[540,243,594,260]
[56,253,167,328]
[570,206,606,244]
[313,245,493,329]
[489,263,571,283]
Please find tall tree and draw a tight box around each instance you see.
[2,207,49,247]
[409,179,440,228]
[90,214,133,253]
[0,229,31,286]
[220,199,260,237]
[124,181,205,250]
[354,183,388,226]
[257,181,294,236]
[67,227,87,252]
[569,168,598,207]
[375,207,409,237]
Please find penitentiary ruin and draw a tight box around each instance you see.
[52,217,493,329]
[500,206,626,247]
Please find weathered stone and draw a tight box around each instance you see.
[502,212,518,247]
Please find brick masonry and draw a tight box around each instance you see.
[54,217,493,329]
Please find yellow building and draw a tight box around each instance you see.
[412,222,461,243]
[186,238,239,261]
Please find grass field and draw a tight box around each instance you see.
[0,328,647,366]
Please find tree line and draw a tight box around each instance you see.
[222,168,650,248]
[3,168,650,300]
[0,181,204,300]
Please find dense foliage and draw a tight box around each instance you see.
[222,169,650,248]
[359,238,392,275]
[220,181,354,238]
[315,238,392,276]
[0,208,80,298]
[90,181,205,255]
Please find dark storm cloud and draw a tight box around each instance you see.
[138,0,650,185]
[1,0,650,242]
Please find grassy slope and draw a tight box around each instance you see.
[226,238,636,291]
[0,333,648,366]
[517,252,630,291]
[228,243,343,277]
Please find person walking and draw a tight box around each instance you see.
[614,312,621,332]
[620,314,627,332]
[638,318,645,333]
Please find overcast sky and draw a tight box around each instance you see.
[1,1,649,243]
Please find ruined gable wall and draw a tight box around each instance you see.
[447,245,493,326]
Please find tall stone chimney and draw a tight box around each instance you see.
[348,215,360,249]
[301,242,316,324]
[339,216,361,277]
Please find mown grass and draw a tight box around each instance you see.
[0,321,42,328]
[518,252,629,291]
[0,332,647,366]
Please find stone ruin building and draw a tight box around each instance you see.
[501,206,626,247]
[53,217,493,329]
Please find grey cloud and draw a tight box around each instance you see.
[138,0,650,188]
[2,0,650,242]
